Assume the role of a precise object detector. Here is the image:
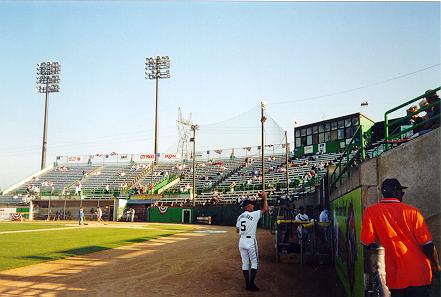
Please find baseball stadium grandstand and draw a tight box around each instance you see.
[1,87,439,297]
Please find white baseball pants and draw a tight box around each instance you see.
[239,237,259,270]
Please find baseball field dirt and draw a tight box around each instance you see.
[0,225,344,297]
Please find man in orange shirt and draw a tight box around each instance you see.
[361,178,440,297]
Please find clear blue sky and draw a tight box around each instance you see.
[0,1,440,189]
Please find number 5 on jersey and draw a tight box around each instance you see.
[241,220,246,231]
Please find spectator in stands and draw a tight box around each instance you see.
[75,182,82,196]
[361,178,440,297]
[288,204,297,219]
[318,208,331,248]
[230,181,236,193]
[425,89,440,128]
[126,208,132,222]
[319,209,329,222]
[407,105,424,135]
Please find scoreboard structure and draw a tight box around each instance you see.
[293,113,376,157]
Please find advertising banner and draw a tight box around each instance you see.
[304,145,313,154]
[68,156,82,163]
[159,153,181,161]
[330,187,364,297]
[0,208,16,221]
[318,143,326,153]
[137,153,181,161]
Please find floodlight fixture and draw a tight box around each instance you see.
[145,56,171,80]
[36,61,61,170]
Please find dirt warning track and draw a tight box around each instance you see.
[0,225,343,297]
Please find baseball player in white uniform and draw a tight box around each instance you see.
[236,191,268,291]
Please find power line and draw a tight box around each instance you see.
[271,63,440,105]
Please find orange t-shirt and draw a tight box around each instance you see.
[360,198,433,289]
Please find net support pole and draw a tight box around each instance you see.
[285,131,289,197]
[192,126,196,206]
[261,101,266,192]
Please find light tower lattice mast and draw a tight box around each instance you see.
[177,107,192,161]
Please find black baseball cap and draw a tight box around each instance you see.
[381,178,408,194]
[239,199,253,208]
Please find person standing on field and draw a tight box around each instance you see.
[130,208,135,222]
[236,191,268,291]
[78,207,84,225]
[96,207,103,224]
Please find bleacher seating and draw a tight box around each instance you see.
[2,151,346,206]
[14,164,100,195]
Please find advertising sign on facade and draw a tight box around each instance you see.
[330,187,364,297]
[0,208,16,221]
[318,143,326,153]
[304,145,313,154]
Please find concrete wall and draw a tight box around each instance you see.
[330,128,440,247]
[329,129,440,297]
[377,129,440,219]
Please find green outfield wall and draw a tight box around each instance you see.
[148,206,193,223]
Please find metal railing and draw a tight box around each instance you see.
[330,125,363,191]
[384,87,440,151]
[330,87,440,191]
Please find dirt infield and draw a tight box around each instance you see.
[0,225,344,297]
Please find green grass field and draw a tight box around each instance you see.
[0,222,195,271]
[0,222,67,232]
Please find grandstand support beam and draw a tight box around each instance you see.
[261,101,267,192]
[285,131,289,197]
[145,56,171,165]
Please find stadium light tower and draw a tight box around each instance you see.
[145,56,171,164]
[36,61,60,170]
[260,101,267,192]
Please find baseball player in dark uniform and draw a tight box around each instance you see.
[236,191,268,291]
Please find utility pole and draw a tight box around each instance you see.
[177,116,199,206]
[285,131,289,197]
[190,124,199,206]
